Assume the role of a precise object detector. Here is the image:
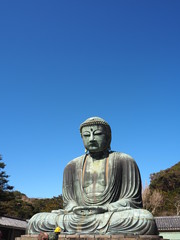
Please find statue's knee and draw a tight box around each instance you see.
[132,209,154,220]
[111,209,154,221]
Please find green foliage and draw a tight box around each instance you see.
[0,155,14,192]
[0,154,63,219]
[1,191,35,219]
[1,190,63,219]
[149,161,180,216]
[32,196,63,213]
[0,155,14,215]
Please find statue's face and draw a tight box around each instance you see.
[81,125,109,153]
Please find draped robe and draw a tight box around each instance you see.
[27,152,158,235]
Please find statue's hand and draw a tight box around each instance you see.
[51,209,65,214]
[107,199,132,212]
[73,206,108,216]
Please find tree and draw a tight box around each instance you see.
[0,154,14,215]
[150,190,164,215]
[166,194,180,216]
[0,155,13,192]
[32,195,63,215]
[174,196,180,216]
[142,183,151,210]
[142,184,163,215]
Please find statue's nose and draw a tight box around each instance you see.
[89,134,95,141]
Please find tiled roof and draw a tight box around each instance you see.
[155,216,180,231]
[0,216,27,230]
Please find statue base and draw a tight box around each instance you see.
[16,234,168,240]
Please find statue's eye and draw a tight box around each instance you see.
[83,132,90,137]
[94,131,103,135]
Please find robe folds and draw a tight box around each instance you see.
[27,152,158,235]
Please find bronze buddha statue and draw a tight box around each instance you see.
[27,117,158,235]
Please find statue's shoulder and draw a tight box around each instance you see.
[65,155,85,168]
[110,151,135,162]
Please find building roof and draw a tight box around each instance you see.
[155,216,180,231]
[0,216,27,230]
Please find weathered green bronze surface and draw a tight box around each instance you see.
[26,117,159,235]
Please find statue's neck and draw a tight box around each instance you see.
[89,150,109,160]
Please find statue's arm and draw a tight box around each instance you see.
[65,200,78,212]
[107,153,142,212]
[62,162,78,212]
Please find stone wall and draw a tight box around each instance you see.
[16,234,168,240]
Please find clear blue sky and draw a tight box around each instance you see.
[0,1,180,198]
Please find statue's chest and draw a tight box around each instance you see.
[82,158,106,195]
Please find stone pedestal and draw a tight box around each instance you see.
[16,234,168,240]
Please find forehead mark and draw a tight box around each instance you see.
[82,125,105,133]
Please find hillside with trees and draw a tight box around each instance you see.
[0,155,63,219]
[143,161,180,216]
[0,191,63,219]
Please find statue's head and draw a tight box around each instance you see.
[80,117,111,153]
